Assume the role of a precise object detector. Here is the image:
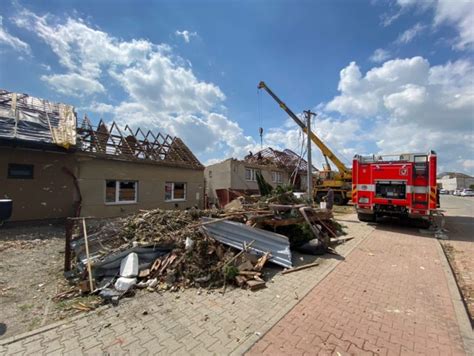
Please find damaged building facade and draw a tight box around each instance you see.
[205,148,312,207]
[0,90,204,222]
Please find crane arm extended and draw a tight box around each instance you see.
[258,81,351,177]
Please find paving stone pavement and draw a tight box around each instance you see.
[0,214,372,355]
[248,222,471,356]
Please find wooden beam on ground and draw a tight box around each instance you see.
[282,262,319,275]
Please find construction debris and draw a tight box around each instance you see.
[201,218,293,268]
[65,192,347,305]
[282,262,320,275]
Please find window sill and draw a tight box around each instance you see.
[165,199,187,202]
[105,201,138,206]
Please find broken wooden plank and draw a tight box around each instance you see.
[246,279,266,291]
[260,217,305,227]
[253,252,271,272]
[282,262,319,275]
[138,269,150,278]
[235,275,247,287]
[238,271,262,277]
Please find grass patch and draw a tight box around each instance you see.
[18,303,34,312]
[55,295,102,311]
[28,317,41,331]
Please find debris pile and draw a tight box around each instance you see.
[66,195,348,305]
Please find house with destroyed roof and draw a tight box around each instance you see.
[205,147,315,207]
[0,89,204,222]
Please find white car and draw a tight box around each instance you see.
[460,189,474,197]
[453,189,462,196]
[439,189,448,194]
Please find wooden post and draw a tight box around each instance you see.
[82,218,94,292]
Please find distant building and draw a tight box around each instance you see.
[437,172,474,192]
[205,147,314,207]
[0,89,204,221]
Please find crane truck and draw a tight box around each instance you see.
[258,81,352,205]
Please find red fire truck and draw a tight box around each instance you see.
[352,152,439,223]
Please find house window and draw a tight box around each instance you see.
[272,171,283,184]
[208,170,212,178]
[165,182,187,201]
[8,164,34,179]
[245,168,260,181]
[300,175,307,188]
[105,180,137,204]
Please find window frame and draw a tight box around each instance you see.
[104,180,138,205]
[245,167,260,182]
[165,182,187,202]
[271,171,283,184]
[7,163,34,179]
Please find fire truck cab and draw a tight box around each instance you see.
[352,151,439,223]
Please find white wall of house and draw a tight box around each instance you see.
[437,176,474,191]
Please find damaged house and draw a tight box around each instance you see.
[0,89,204,222]
[205,147,314,207]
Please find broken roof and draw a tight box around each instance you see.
[0,89,203,169]
[0,89,77,149]
[77,117,203,169]
[244,147,317,174]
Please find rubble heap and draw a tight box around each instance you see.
[67,197,348,306]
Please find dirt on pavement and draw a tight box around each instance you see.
[0,223,97,340]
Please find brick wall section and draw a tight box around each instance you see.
[248,226,467,356]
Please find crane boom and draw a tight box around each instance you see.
[257,81,351,177]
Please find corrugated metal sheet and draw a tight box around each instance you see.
[201,218,292,268]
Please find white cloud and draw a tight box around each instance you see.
[462,159,474,171]
[175,30,197,43]
[395,23,426,44]
[263,116,360,169]
[110,52,225,114]
[11,8,250,161]
[41,73,105,97]
[370,48,391,63]
[434,0,474,50]
[381,11,402,27]
[88,102,115,114]
[324,56,474,174]
[0,15,30,54]
[394,0,474,50]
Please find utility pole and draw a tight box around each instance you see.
[303,110,316,203]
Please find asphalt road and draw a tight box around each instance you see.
[441,195,474,241]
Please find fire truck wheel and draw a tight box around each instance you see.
[357,212,375,222]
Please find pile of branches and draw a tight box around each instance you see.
[71,208,242,292]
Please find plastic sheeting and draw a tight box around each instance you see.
[0,90,77,148]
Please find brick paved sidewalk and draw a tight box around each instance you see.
[248,225,469,356]
[0,215,372,355]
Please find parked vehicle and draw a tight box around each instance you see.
[352,151,439,223]
[439,189,448,194]
[460,189,474,197]
[453,189,462,196]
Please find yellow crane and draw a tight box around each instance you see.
[258,81,352,204]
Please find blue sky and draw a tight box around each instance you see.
[0,0,473,173]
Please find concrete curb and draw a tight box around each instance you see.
[235,226,375,355]
[0,308,91,346]
[436,240,474,354]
